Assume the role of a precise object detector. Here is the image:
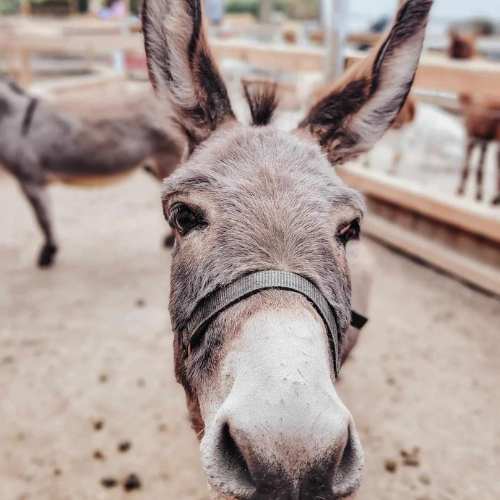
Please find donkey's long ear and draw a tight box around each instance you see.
[142,0,235,152]
[299,0,432,165]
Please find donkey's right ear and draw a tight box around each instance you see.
[142,0,235,153]
[298,0,432,165]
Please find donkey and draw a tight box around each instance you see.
[457,93,500,204]
[386,94,417,174]
[448,30,476,59]
[142,0,432,497]
[0,78,183,267]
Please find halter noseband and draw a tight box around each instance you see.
[185,270,368,378]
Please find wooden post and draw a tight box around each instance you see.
[19,48,33,87]
[322,0,348,82]
[20,0,31,15]
[124,0,131,16]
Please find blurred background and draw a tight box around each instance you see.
[1,1,499,499]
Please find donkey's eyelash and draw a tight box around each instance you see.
[167,202,207,236]
[336,218,361,245]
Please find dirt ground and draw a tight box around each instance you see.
[1,169,500,500]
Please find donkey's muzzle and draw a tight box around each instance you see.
[202,404,363,500]
[199,302,364,499]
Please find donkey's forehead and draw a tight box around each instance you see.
[163,125,362,210]
[191,124,324,168]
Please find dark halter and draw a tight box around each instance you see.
[185,270,368,378]
[21,97,39,136]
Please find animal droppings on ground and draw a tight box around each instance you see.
[123,473,142,492]
[93,450,105,461]
[93,420,104,431]
[137,378,146,388]
[386,375,396,386]
[158,423,167,433]
[53,468,62,477]
[118,441,132,453]
[98,373,108,383]
[401,447,421,467]
[384,459,398,473]
[419,473,431,485]
[2,356,14,365]
[101,477,118,489]
[135,298,146,308]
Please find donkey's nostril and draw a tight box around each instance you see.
[220,423,253,482]
[332,423,364,498]
[202,421,256,498]
[202,414,363,499]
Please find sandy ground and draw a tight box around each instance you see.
[1,170,500,500]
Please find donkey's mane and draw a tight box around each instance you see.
[242,80,279,126]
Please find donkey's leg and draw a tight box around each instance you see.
[143,164,158,180]
[362,153,371,169]
[388,132,405,176]
[163,232,175,248]
[389,150,403,175]
[20,181,58,267]
[457,137,475,196]
[491,145,500,205]
[475,141,488,202]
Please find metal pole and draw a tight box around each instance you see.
[260,0,272,24]
[322,0,348,83]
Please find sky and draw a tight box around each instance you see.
[349,0,500,21]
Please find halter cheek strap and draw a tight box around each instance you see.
[185,270,368,378]
[21,97,38,136]
[351,310,368,330]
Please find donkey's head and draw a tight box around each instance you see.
[142,0,431,497]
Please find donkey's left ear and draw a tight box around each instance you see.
[299,0,432,165]
[142,0,235,153]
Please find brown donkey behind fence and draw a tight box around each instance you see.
[448,31,476,59]
[457,94,500,205]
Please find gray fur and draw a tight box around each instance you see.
[0,78,183,267]
[164,125,365,388]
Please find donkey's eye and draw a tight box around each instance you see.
[168,202,206,236]
[337,218,361,245]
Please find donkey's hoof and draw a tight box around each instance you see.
[163,233,175,249]
[492,195,500,206]
[38,244,58,268]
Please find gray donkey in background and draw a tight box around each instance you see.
[0,78,183,267]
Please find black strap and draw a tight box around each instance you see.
[21,97,38,136]
[186,271,368,378]
[351,310,368,330]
